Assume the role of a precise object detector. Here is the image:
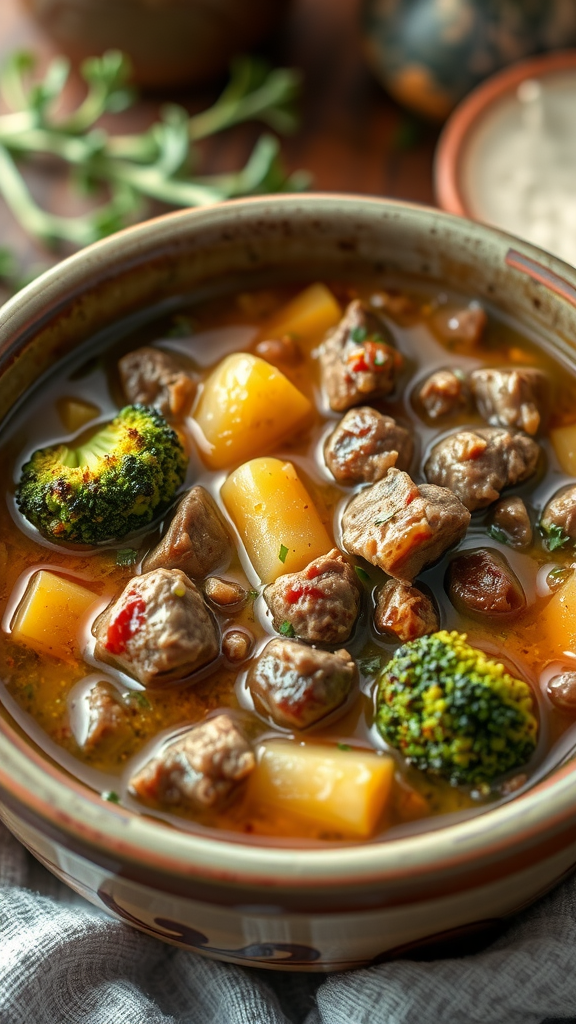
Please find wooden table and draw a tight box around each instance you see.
[0,0,440,287]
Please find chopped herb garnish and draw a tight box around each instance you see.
[374,510,397,527]
[544,523,571,551]
[359,655,383,675]
[488,525,508,545]
[125,691,151,710]
[354,565,370,583]
[247,589,259,602]
[116,548,138,566]
[279,620,295,637]
[337,743,351,751]
[102,791,120,804]
[547,566,572,590]
[351,326,367,344]
[279,543,289,563]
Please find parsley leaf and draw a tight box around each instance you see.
[351,326,367,343]
[116,548,138,566]
[125,691,151,710]
[544,523,571,551]
[374,510,397,527]
[359,655,382,675]
[279,620,295,637]
[279,543,289,563]
[337,743,351,752]
[487,525,508,545]
[102,790,120,803]
[354,565,370,583]
[247,589,259,602]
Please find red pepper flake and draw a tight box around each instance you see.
[286,584,325,604]
[306,564,322,580]
[105,595,146,654]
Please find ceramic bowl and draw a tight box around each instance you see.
[2,195,576,972]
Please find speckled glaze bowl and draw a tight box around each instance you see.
[2,195,576,972]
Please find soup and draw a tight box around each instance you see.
[1,277,576,846]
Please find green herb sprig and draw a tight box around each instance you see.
[0,50,308,250]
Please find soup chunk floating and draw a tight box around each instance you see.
[12,570,99,662]
[194,353,312,469]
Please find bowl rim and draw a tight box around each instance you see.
[434,48,576,219]
[2,191,576,890]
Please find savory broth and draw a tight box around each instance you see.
[1,277,576,846]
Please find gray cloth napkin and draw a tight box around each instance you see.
[1,821,575,1024]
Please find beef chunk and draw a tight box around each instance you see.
[204,577,247,608]
[491,496,533,549]
[324,407,413,485]
[222,629,253,663]
[255,335,302,367]
[470,367,549,435]
[341,468,470,585]
[319,300,401,412]
[81,682,133,754]
[418,369,468,419]
[248,639,357,730]
[374,580,438,642]
[119,346,196,419]
[424,427,539,511]
[541,485,576,541]
[130,714,254,810]
[264,548,361,644]
[447,549,526,617]
[431,302,487,346]
[547,672,576,712]
[143,486,232,579]
[93,568,219,686]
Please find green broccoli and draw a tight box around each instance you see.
[16,404,187,545]
[376,630,538,786]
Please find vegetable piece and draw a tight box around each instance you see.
[16,404,187,545]
[11,570,99,662]
[550,424,576,476]
[194,353,312,470]
[221,456,332,582]
[56,397,100,433]
[249,740,395,838]
[260,283,341,344]
[539,571,576,657]
[376,631,538,786]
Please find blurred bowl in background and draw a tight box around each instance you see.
[20,0,291,88]
[362,0,576,121]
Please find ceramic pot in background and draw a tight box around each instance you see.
[362,0,576,120]
[20,0,291,88]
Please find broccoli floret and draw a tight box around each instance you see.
[375,630,538,786]
[16,404,187,545]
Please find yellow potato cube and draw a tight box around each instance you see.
[221,456,332,582]
[249,741,396,839]
[194,353,312,470]
[539,571,576,658]
[56,397,100,433]
[11,570,100,662]
[551,424,576,476]
[261,283,342,344]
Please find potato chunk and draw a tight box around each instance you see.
[551,424,576,477]
[56,397,100,433]
[11,570,99,662]
[221,457,332,583]
[261,283,341,344]
[249,741,395,838]
[194,353,312,470]
[539,571,576,657]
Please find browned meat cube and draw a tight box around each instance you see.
[374,580,438,642]
[341,468,470,585]
[319,300,401,412]
[324,407,413,485]
[491,496,533,549]
[119,346,196,419]
[431,302,487,346]
[93,568,219,686]
[447,549,526,617]
[248,639,357,730]
[470,367,549,435]
[143,486,232,579]
[547,672,576,712]
[222,629,253,663]
[541,485,576,543]
[130,714,254,811]
[424,427,539,512]
[81,681,133,754]
[204,577,247,608]
[418,369,468,420]
[264,548,361,644]
[255,335,302,367]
